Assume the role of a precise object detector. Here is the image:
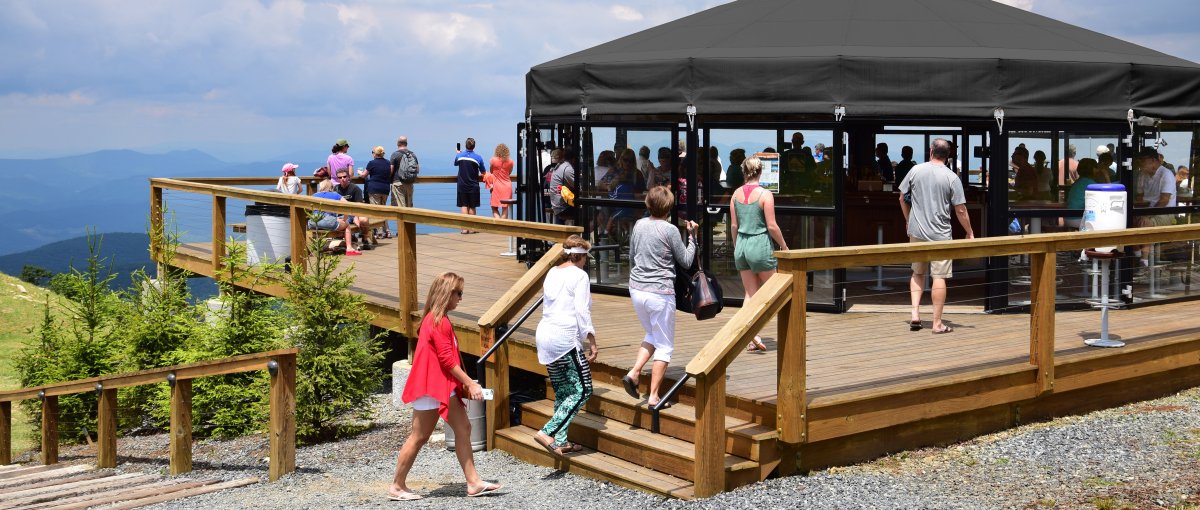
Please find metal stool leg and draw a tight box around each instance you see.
[866,224,893,291]
[1086,258,1124,348]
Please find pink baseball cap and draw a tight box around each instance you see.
[281,163,299,173]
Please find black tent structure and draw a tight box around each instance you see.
[516,0,1200,313]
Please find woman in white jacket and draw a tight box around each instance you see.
[532,235,597,456]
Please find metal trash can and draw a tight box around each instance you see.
[245,204,291,266]
[445,385,487,452]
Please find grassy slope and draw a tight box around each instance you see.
[0,272,71,456]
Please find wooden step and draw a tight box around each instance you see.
[548,381,779,462]
[519,400,761,489]
[494,425,695,500]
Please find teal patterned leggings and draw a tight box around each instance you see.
[541,348,593,447]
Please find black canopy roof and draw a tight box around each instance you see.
[527,0,1200,122]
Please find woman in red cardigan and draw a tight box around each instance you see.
[390,272,503,501]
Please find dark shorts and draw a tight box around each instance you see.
[457,189,480,208]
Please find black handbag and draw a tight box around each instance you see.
[664,227,723,320]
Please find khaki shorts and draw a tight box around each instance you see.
[910,236,953,279]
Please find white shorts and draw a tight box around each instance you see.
[631,288,675,363]
[411,390,456,412]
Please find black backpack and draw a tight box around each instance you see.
[393,150,419,183]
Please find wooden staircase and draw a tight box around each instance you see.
[493,380,779,499]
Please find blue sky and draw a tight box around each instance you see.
[1,0,1197,163]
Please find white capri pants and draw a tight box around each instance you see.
[630,288,676,363]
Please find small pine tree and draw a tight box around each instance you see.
[286,234,384,442]
[19,265,52,287]
[157,241,282,438]
[14,231,124,443]
[119,228,198,432]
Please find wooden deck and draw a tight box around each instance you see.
[177,232,1200,416]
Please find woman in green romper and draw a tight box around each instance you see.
[730,157,790,352]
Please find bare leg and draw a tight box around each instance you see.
[909,271,925,322]
[931,277,948,332]
[626,342,654,382]
[390,409,439,494]
[444,398,485,490]
[739,269,760,301]
[491,207,501,219]
[647,360,669,405]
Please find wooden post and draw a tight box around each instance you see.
[1,401,10,465]
[397,219,418,340]
[269,355,297,481]
[692,368,726,498]
[97,388,117,468]
[776,259,808,475]
[41,395,58,465]
[1029,249,1056,394]
[150,185,164,261]
[169,378,193,475]
[481,327,509,450]
[290,206,307,274]
[211,195,227,272]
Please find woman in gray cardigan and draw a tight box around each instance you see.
[620,186,697,407]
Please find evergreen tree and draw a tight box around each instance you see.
[286,235,384,441]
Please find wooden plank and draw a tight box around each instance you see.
[211,195,226,272]
[685,273,792,377]
[0,471,110,495]
[477,243,563,328]
[150,185,164,262]
[290,205,307,275]
[0,401,9,465]
[1029,250,1055,394]
[40,396,57,466]
[776,260,807,475]
[0,473,151,508]
[0,465,88,486]
[397,220,417,338]
[692,370,726,498]
[169,379,192,475]
[0,349,298,402]
[101,477,259,510]
[268,353,297,481]
[97,388,117,469]
[481,327,508,451]
[18,479,199,510]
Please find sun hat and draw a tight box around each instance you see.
[281,163,299,173]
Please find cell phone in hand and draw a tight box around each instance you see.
[457,142,462,152]
[481,388,494,400]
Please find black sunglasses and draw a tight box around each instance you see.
[454,290,463,298]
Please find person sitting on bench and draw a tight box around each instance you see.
[310,180,361,256]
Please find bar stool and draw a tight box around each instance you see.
[866,221,893,291]
[1145,243,1171,298]
[1084,249,1124,348]
[500,198,519,256]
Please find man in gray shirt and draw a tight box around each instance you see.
[898,139,974,334]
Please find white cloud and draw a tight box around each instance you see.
[22,91,97,107]
[611,5,644,22]
[406,11,497,56]
[993,0,1034,10]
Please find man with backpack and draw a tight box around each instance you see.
[390,135,420,207]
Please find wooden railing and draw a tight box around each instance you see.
[476,244,565,449]
[683,223,1200,497]
[149,177,578,340]
[0,349,298,481]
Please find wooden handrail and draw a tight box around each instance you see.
[478,244,564,328]
[0,349,297,481]
[152,178,578,241]
[684,273,793,377]
[176,175,457,186]
[774,223,1200,270]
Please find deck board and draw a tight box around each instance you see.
[179,232,1200,410]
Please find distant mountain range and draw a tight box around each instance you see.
[0,149,336,256]
[0,232,216,298]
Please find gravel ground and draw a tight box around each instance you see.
[19,374,1200,509]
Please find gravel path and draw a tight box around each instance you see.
[19,377,1200,509]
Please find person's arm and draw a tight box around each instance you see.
[954,204,974,239]
[572,273,598,362]
[760,191,789,251]
[432,319,483,399]
[670,222,698,267]
[728,194,739,251]
[1154,193,1171,208]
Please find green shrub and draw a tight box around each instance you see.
[14,233,124,442]
[286,235,384,442]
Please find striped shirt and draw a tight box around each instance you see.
[454,150,486,192]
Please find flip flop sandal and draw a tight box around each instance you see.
[648,400,673,410]
[621,375,640,399]
[387,491,423,501]
[909,320,922,331]
[535,433,562,457]
[562,442,584,453]
[932,325,954,334]
[467,482,503,497]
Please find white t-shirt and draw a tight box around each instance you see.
[1139,166,1177,207]
[277,175,302,194]
[534,265,594,364]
